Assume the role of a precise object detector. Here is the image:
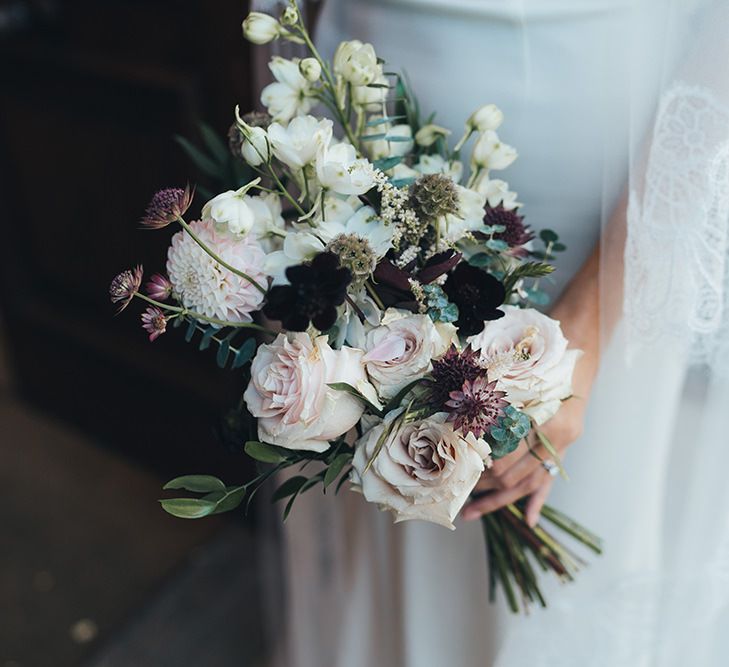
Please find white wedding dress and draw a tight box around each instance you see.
[267,1,729,665]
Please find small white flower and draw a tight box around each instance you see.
[466,104,504,132]
[319,204,394,259]
[333,40,380,86]
[414,154,464,183]
[415,124,450,147]
[352,72,389,110]
[261,56,314,122]
[244,192,285,250]
[366,124,414,161]
[316,142,376,195]
[280,6,298,26]
[242,12,280,45]
[440,184,487,242]
[240,126,270,167]
[298,57,321,82]
[267,115,333,169]
[202,184,258,236]
[264,230,323,285]
[471,130,518,171]
[472,175,521,210]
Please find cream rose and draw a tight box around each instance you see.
[362,309,456,401]
[351,412,491,529]
[467,305,581,424]
[244,333,374,452]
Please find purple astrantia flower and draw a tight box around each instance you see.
[109,265,143,312]
[145,273,173,301]
[140,306,168,341]
[429,345,487,409]
[446,375,508,438]
[141,185,193,229]
[485,205,534,256]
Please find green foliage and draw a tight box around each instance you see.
[160,483,247,519]
[182,318,257,370]
[502,262,555,295]
[327,382,384,417]
[488,406,531,459]
[422,283,459,323]
[244,440,288,464]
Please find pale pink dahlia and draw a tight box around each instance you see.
[166,219,267,323]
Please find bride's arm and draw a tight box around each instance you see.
[462,196,626,525]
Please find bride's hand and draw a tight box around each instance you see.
[461,394,587,526]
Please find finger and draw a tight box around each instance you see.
[462,470,542,520]
[492,447,545,490]
[488,440,528,477]
[525,476,554,527]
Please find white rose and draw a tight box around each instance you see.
[202,186,255,236]
[316,142,376,195]
[268,115,333,169]
[471,130,518,171]
[240,126,270,167]
[242,12,280,45]
[333,40,380,86]
[467,305,582,425]
[351,412,491,529]
[362,308,456,400]
[261,56,314,122]
[244,333,373,452]
[466,104,504,132]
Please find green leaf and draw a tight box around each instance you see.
[360,132,387,142]
[231,337,257,369]
[327,383,383,417]
[539,229,559,244]
[468,253,492,268]
[335,468,351,494]
[383,135,412,142]
[184,318,197,343]
[174,135,220,178]
[527,288,550,306]
[324,453,352,488]
[211,485,247,514]
[366,115,406,127]
[552,242,567,252]
[199,122,229,166]
[366,82,391,89]
[159,498,217,519]
[163,475,226,493]
[373,156,403,171]
[244,440,287,464]
[198,326,217,351]
[535,430,569,480]
[384,378,425,413]
[486,239,509,252]
[216,336,231,368]
[272,475,309,502]
[390,177,416,188]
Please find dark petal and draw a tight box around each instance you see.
[285,263,312,284]
[481,272,506,305]
[281,311,311,332]
[311,251,341,272]
[455,313,485,337]
[480,307,505,322]
[416,251,463,284]
[262,286,293,319]
[373,258,413,291]
[312,305,338,332]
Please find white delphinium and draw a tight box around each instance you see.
[267,115,333,169]
[298,57,321,82]
[471,130,518,171]
[316,142,376,195]
[261,56,315,122]
[415,124,450,148]
[471,175,522,210]
[440,184,487,243]
[166,219,267,323]
[414,154,464,183]
[202,179,261,236]
[466,104,504,132]
[240,126,270,167]
[242,12,281,45]
[333,40,381,86]
[365,123,414,161]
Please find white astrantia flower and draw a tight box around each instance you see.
[333,40,380,86]
[261,56,314,123]
[316,142,376,195]
[267,115,333,170]
[351,411,491,529]
[471,130,518,171]
[466,104,504,132]
[414,154,464,183]
[467,305,582,425]
[166,219,267,323]
[440,184,487,242]
[471,175,522,210]
[362,308,457,400]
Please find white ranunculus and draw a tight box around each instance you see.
[466,104,504,132]
[471,130,518,171]
[202,186,256,236]
[267,116,333,169]
[299,57,321,82]
[316,142,376,195]
[242,12,280,45]
[351,411,491,529]
[333,40,380,86]
[362,308,456,400]
[240,126,270,167]
[261,57,314,122]
[415,124,451,147]
[468,305,582,425]
[440,184,487,242]
[244,333,374,452]
[414,154,464,183]
[471,175,521,210]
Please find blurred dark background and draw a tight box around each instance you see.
[0,0,279,665]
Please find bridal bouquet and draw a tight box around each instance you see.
[109,1,601,613]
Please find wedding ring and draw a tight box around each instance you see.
[541,459,559,477]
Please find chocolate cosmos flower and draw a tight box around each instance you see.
[263,252,352,332]
[443,263,505,336]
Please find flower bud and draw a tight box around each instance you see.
[280,6,299,26]
[471,130,517,171]
[466,104,504,132]
[242,12,280,45]
[241,126,270,167]
[299,57,321,82]
[414,124,451,148]
[333,40,380,86]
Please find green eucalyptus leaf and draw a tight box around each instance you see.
[163,475,226,493]
[361,132,387,142]
[231,337,257,369]
[539,229,559,243]
[390,177,416,187]
[373,156,403,171]
[244,440,287,464]
[184,318,197,343]
[216,337,231,367]
[552,242,567,252]
[199,326,217,351]
[366,115,406,127]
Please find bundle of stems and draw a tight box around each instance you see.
[482,503,603,613]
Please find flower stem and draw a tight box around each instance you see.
[134,293,275,334]
[365,280,385,310]
[176,217,267,294]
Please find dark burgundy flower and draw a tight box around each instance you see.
[485,205,534,254]
[263,252,352,332]
[429,345,487,409]
[140,306,168,341]
[141,185,193,229]
[145,273,172,301]
[109,265,143,312]
[443,263,505,336]
[446,375,508,438]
